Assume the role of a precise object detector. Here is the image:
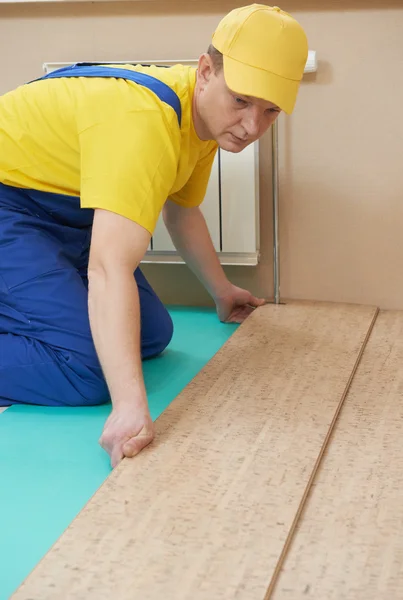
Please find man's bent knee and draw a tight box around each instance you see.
[157,309,174,355]
[59,352,110,407]
[0,334,110,408]
[142,307,174,359]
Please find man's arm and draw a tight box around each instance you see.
[163,201,231,299]
[163,200,266,322]
[88,208,153,467]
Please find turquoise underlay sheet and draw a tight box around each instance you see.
[0,306,237,599]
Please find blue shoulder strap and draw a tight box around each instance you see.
[32,62,182,127]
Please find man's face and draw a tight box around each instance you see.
[194,54,281,153]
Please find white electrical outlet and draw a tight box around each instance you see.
[304,50,318,74]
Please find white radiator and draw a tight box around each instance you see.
[150,142,260,266]
[43,59,260,266]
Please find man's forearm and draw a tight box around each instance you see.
[87,270,147,409]
[163,203,231,299]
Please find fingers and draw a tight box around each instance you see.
[226,305,255,323]
[122,425,155,458]
[99,407,155,468]
[109,431,153,469]
[111,444,124,469]
[248,295,267,308]
[122,436,152,460]
[98,431,113,457]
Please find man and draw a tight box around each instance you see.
[0,5,308,466]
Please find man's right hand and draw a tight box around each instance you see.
[99,402,155,468]
[88,208,155,468]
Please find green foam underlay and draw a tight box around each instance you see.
[0,306,237,599]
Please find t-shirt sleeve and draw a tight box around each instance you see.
[169,143,218,208]
[78,109,180,234]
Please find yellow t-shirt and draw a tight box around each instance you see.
[0,64,218,234]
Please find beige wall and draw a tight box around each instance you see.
[0,0,402,309]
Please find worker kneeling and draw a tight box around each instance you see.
[0,5,308,466]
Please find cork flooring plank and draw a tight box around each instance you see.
[11,301,377,600]
[271,310,403,600]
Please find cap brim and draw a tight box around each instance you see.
[222,55,301,115]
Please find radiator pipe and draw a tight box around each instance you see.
[271,119,280,304]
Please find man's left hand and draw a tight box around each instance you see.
[215,284,267,324]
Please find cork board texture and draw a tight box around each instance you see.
[271,310,403,600]
[11,301,378,600]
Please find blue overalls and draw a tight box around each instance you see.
[0,64,180,407]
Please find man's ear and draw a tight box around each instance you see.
[197,53,215,89]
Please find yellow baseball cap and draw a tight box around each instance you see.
[212,4,308,114]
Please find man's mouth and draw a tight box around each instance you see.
[230,133,246,143]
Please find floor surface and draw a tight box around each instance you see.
[0,307,237,600]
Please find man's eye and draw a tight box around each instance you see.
[234,97,247,105]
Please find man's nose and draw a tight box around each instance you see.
[242,110,261,138]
